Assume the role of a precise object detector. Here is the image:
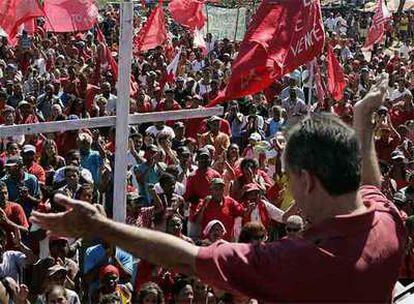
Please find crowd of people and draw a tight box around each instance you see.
[0,1,412,303]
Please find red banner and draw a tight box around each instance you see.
[0,0,43,41]
[44,0,98,32]
[168,0,206,30]
[364,0,391,49]
[134,3,167,53]
[327,45,346,101]
[208,0,325,106]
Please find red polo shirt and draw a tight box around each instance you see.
[185,168,221,204]
[193,196,244,241]
[2,202,29,249]
[27,162,46,184]
[196,186,405,302]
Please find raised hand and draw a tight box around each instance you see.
[30,194,105,239]
[354,73,389,129]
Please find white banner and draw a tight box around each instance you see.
[205,5,246,41]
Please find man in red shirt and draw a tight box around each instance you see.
[184,148,221,206]
[193,178,244,241]
[31,75,406,302]
[0,181,28,249]
[156,89,181,112]
[21,144,46,184]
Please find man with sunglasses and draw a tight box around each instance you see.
[31,75,406,302]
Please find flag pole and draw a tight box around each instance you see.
[113,0,134,223]
[233,7,240,42]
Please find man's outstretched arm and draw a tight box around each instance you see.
[354,73,389,188]
[30,194,200,276]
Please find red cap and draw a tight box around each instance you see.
[242,183,261,197]
[99,265,119,281]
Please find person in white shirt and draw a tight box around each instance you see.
[390,78,412,103]
[400,40,411,59]
[325,13,337,32]
[93,82,117,115]
[145,121,175,139]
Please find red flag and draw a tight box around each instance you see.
[134,3,167,53]
[364,0,391,49]
[96,28,118,81]
[327,45,346,101]
[166,47,182,83]
[311,59,325,102]
[43,0,98,32]
[168,0,206,30]
[208,0,324,107]
[0,0,43,42]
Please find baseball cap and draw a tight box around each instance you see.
[391,150,406,161]
[242,183,261,197]
[207,116,221,123]
[197,148,210,158]
[249,132,262,141]
[17,100,31,108]
[99,265,120,281]
[210,178,225,186]
[5,156,23,167]
[147,144,160,153]
[22,144,36,154]
[393,192,407,207]
[47,264,67,277]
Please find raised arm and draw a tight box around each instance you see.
[30,194,199,275]
[353,74,389,188]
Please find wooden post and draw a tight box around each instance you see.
[113,1,134,223]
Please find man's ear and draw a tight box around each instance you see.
[301,169,315,195]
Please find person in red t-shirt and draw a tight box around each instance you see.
[193,178,244,241]
[0,181,28,249]
[31,76,406,303]
[22,144,46,184]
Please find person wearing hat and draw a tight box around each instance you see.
[199,116,230,157]
[37,264,81,304]
[94,265,131,304]
[239,182,284,231]
[192,177,244,241]
[185,148,220,205]
[17,100,38,124]
[201,219,226,245]
[2,155,41,218]
[22,144,46,184]
[171,121,186,151]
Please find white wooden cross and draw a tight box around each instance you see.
[0,2,223,223]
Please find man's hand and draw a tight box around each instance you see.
[0,209,9,226]
[354,73,389,130]
[30,194,105,239]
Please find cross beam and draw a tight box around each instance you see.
[0,107,223,137]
